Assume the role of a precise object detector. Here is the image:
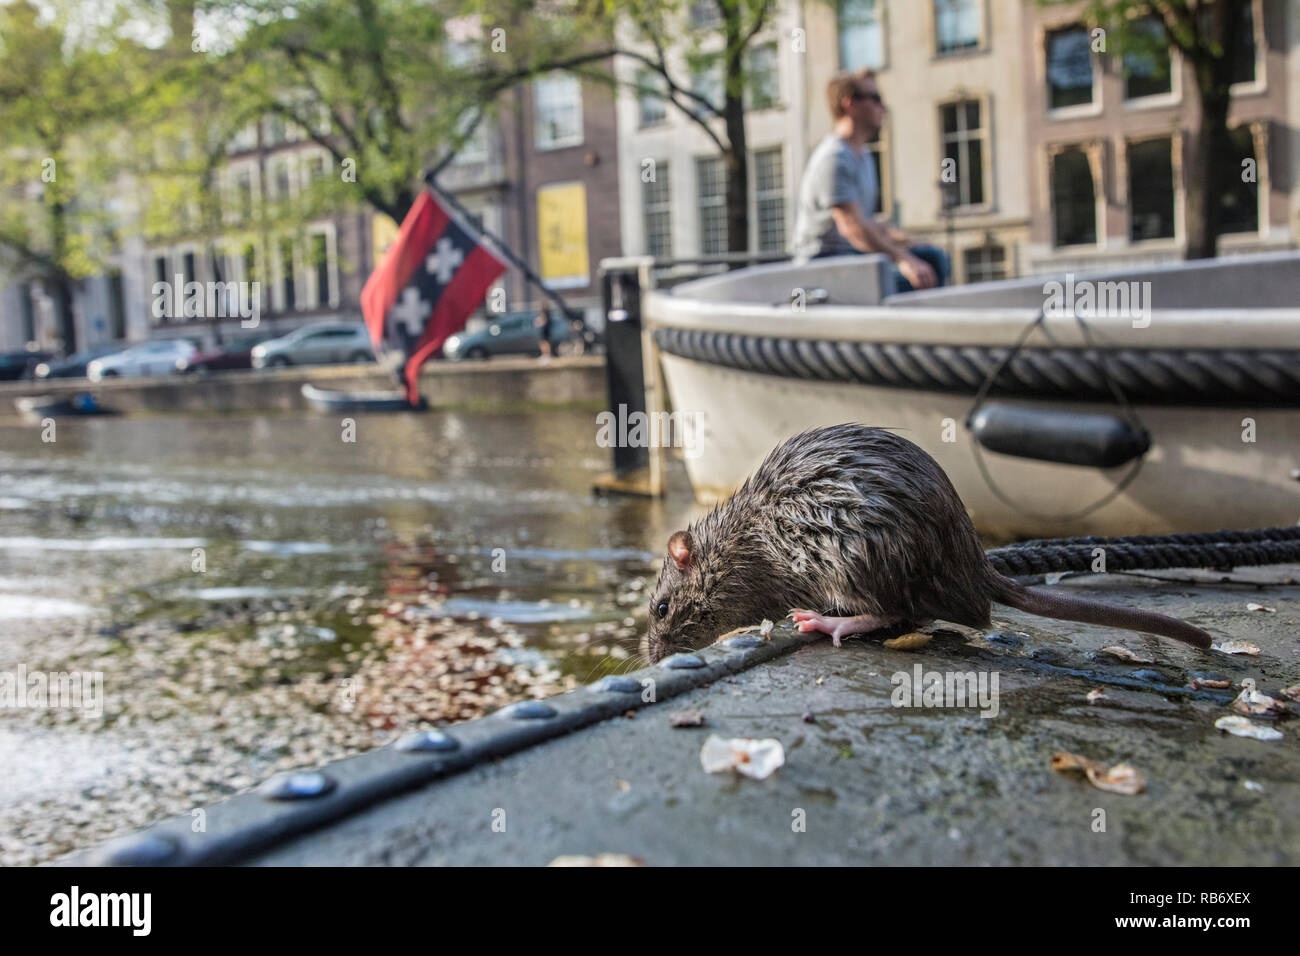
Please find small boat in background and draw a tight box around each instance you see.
[644,250,1300,539]
[14,392,119,422]
[301,383,426,413]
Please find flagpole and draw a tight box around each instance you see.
[422,172,580,323]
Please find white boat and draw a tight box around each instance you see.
[642,250,1300,539]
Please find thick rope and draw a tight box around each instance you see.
[653,328,1300,405]
[986,526,1300,577]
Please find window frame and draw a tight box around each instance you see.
[838,0,887,71]
[937,97,991,213]
[641,160,673,260]
[533,72,585,151]
[1124,135,1180,245]
[1044,22,1102,119]
[932,0,985,58]
[751,146,787,254]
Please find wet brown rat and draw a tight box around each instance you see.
[645,423,1212,662]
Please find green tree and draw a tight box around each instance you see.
[0,1,135,352]
[1050,0,1258,259]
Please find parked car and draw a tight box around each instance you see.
[251,322,374,369]
[443,312,546,361]
[0,349,56,381]
[87,339,197,381]
[33,342,126,380]
[176,335,272,374]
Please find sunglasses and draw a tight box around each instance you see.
[853,91,883,105]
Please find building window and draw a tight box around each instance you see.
[534,72,583,150]
[263,114,286,148]
[1046,25,1095,110]
[182,251,197,287]
[934,0,980,55]
[746,43,779,110]
[1123,15,1172,100]
[302,154,327,186]
[1128,138,1175,241]
[696,156,728,255]
[839,0,884,70]
[939,101,985,208]
[1200,0,1258,86]
[689,0,721,29]
[452,112,490,165]
[1051,147,1097,246]
[109,271,126,339]
[753,147,786,253]
[235,169,254,221]
[279,238,296,311]
[1220,126,1259,234]
[637,70,667,128]
[642,162,672,259]
[963,245,1006,283]
[691,60,722,116]
[153,255,169,288]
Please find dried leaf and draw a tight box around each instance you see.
[1051,751,1146,795]
[1100,645,1156,664]
[1215,715,1284,741]
[700,734,785,779]
[1086,688,1108,703]
[1086,763,1146,795]
[669,708,706,728]
[1231,684,1292,718]
[883,631,932,650]
[548,854,646,867]
[1051,750,1102,774]
[1212,641,1260,656]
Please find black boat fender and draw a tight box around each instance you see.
[968,402,1150,468]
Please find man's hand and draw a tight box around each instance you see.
[897,252,937,290]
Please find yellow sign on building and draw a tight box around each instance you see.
[537,182,589,289]
[372,213,399,261]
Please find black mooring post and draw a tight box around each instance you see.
[600,266,649,477]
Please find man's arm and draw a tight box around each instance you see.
[830,202,936,289]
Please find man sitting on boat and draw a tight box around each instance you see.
[792,68,948,293]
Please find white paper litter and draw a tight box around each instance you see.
[699,734,785,779]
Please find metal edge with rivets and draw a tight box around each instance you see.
[53,625,813,867]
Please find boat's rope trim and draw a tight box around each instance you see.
[652,328,1300,405]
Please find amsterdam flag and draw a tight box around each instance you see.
[361,188,506,405]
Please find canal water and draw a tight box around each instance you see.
[0,409,699,864]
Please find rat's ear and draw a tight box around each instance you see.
[667,530,692,572]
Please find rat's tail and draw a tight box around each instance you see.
[988,573,1212,650]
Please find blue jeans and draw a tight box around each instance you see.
[812,243,950,292]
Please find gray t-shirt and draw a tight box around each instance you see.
[791,134,879,262]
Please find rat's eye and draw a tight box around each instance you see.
[655,601,668,618]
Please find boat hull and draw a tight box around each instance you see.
[659,352,1300,538]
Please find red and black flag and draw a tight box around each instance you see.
[361,188,506,405]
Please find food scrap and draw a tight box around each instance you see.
[1213,640,1261,656]
[669,708,706,728]
[1050,750,1147,795]
[1245,603,1275,613]
[700,734,785,779]
[883,631,932,650]
[1215,715,1284,741]
[1189,677,1232,690]
[1086,688,1108,703]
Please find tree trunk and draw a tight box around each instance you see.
[50,274,76,355]
[1186,84,1231,260]
[722,47,748,258]
[1184,0,1245,261]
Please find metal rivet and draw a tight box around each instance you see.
[97,833,182,866]
[498,700,557,719]
[661,652,705,669]
[720,634,763,649]
[590,675,642,694]
[394,729,460,753]
[259,771,337,800]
